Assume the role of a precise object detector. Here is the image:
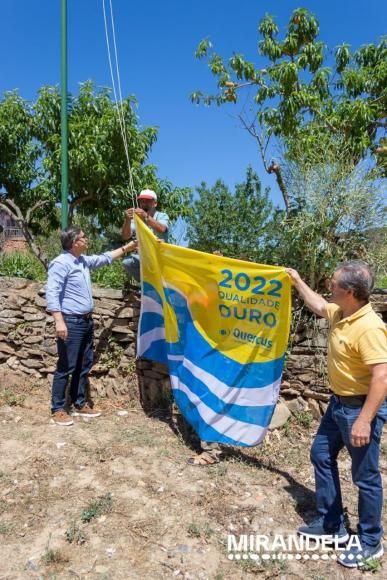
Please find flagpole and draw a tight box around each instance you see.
[60,0,69,229]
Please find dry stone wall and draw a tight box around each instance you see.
[0,277,141,403]
[0,276,386,420]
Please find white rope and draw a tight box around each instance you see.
[102,0,137,207]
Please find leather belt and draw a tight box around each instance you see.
[63,312,93,320]
[336,395,366,407]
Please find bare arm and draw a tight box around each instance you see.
[351,363,387,447]
[146,213,167,234]
[110,240,137,261]
[122,209,133,240]
[285,268,328,318]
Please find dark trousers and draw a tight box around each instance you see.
[311,395,387,547]
[51,316,94,413]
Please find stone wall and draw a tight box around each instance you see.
[0,276,386,419]
[0,277,141,404]
[281,292,387,417]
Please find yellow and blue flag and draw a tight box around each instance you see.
[136,217,291,446]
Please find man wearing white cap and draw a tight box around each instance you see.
[121,189,169,282]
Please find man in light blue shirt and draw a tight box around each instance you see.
[121,189,169,282]
[46,226,135,426]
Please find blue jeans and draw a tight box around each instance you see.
[311,395,387,546]
[51,316,94,413]
[122,253,140,282]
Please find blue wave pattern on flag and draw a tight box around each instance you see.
[138,282,285,446]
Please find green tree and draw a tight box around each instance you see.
[192,8,387,207]
[187,167,275,262]
[0,82,190,266]
[269,140,385,288]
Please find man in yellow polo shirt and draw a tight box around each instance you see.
[286,261,387,568]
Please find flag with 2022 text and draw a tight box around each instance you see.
[136,216,291,446]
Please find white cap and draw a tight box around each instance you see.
[138,189,157,201]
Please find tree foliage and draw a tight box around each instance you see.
[186,167,275,262]
[269,140,386,288]
[192,8,387,193]
[0,82,191,239]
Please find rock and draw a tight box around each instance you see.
[268,402,291,430]
[117,410,129,417]
[111,325,134,335]
[23,312,46,322]
[285,398,305,414]
[41,345,57,356]
[41,366,56,374]
[7,356,20,370]
[34,295,47,308]
[18,365,37,375]
[123,344,135,357]
[303,389,330,401]
[0,317,22,325]
[115,334,133,343]
[94,306,115,316]
[297,373,315,383]
[280,387,301,396]
[25,559,40,572]
[0,342,16,355]
[307,398,321,420]
[287,355,315,369]
[92,287,123,299]
[20,359,44,369]
[23,336,43,344]
[0,277,29,290]
[116,307,134,318]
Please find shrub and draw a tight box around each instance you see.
[0,251,46,281]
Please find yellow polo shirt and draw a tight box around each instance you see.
[326,303,387,396]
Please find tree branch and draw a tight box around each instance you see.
[267,161,290,215]
[0,202,18,221]
[238,114,290,214]
[0,199,48,269]
[3,198,23,219]
[26,200,51,224]
[68,192,94,222]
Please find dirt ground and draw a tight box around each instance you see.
[0,369,386,580]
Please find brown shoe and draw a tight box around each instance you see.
[51,410,74,426]
[71,404,101,418]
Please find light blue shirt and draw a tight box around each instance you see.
[46,251,113,314]
[132,211,170,242]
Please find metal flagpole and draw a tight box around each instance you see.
[60,0,69,229]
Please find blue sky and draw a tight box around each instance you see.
[1,0,386,210]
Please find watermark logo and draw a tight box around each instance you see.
[227,534,362,563]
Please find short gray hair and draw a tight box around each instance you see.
[335,260,375,301]
[60,226,82,251]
